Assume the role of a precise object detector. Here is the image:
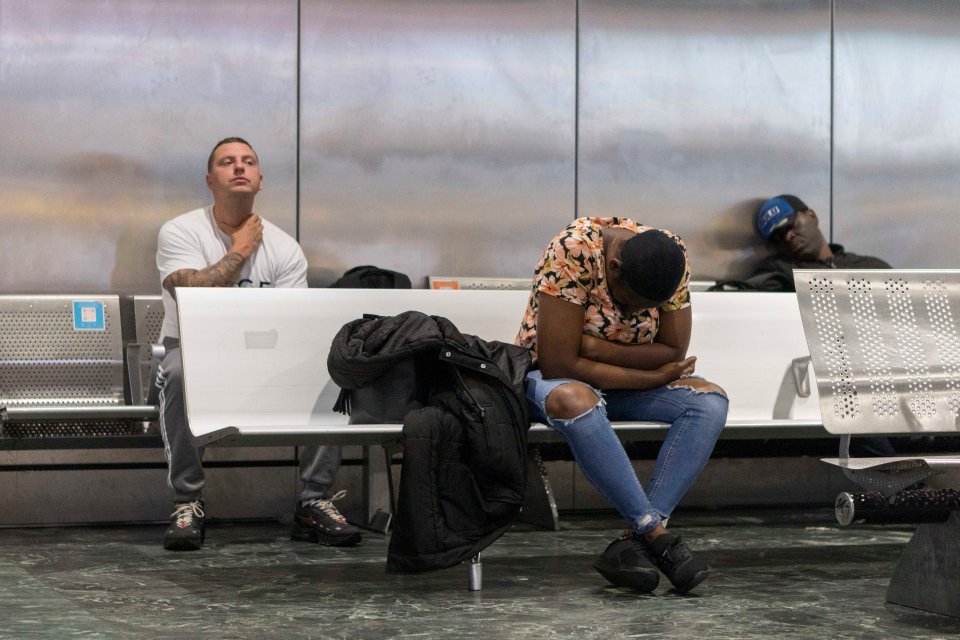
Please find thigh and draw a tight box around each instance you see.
[603,377,725,423]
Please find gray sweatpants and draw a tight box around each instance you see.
[156,342,341,504]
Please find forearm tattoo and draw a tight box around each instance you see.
[163,252,246,297]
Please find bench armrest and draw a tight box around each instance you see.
[771,355,814,419]
[1,405,160,423]
[791,356,811,398]
[125,343,166,406]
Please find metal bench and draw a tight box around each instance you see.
[795,268,960,618]
[0,295,158,447]
[126,295,165,407]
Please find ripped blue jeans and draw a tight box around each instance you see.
[525,369,728,534]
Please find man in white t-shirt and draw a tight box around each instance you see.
[155,137,360,551]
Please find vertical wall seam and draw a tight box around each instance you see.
[574,0,580,220]
[296,0,302,242]
[829,0,835,242]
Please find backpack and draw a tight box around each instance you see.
[705,272,792,292]
[329,265,414,424]
[330,265,412,289]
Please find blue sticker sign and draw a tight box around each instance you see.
[73,301,105,331]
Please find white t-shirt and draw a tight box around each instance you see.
[156,206,308,340]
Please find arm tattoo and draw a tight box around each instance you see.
[162,252,247,297]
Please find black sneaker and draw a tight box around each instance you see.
[592,531,660,593]
[646,533,709,594]
[291,490,362,547]
[163,500,205,551]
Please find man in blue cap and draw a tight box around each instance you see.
[751,194,896,457]
[749,194,890,291]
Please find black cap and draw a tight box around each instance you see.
[619,230,686,303]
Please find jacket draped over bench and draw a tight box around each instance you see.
[328,311,532,572]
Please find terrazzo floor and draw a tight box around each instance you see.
[2,509,959,639]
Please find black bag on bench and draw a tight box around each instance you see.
[330,265,412,290]
[329,265,416,423]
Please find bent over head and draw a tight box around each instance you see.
[617,230,686,304]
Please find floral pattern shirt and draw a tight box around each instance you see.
[515,217,690,356]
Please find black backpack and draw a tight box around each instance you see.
[330,265,414,423]
[330,265,412,289]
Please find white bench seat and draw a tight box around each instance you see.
[176,288,822,446]
[175,287,824,524]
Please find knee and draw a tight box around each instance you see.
[545,382,601,420]
[701,390,729,424]
[158,351,182,386]
[670,379,729,422]
[695,386,729,430]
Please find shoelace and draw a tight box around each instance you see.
[657,536,691,567]
[622,530,690,565]
[304,490,349,523]
[171,501,204,527]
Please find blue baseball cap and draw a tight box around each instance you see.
[756,195,808,240]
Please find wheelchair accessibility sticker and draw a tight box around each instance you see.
[73,301,105,331]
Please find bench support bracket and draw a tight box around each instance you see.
[886,512,960,618]
[516,446,560,531]
[358,442,400,534]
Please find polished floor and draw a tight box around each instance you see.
[2,509,960,639]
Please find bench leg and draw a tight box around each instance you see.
[360,443,396,533]
[468,553,482,591]
[886,512,960,617]
[516,445,560,531]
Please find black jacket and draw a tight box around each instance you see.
[327,311,532,572]
[749,244,891,292]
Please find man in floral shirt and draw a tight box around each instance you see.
[517,217,728,594]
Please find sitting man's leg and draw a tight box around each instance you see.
[537,378,663,534]
[607,377,729,520]
[156,345,206,551]
[526,370,721,593]
[603,377,728,592]
[291,445,361,546]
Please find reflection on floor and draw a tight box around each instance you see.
[2,509,959,639]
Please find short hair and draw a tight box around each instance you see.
[619,230,686,303]
[207,137,257,173]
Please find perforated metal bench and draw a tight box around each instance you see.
[795,268,960,618]
[0,295,158,447]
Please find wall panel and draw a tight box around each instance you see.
[834,1,960,268]
[0,0,298,294]
[2,2,956,288]
[298,0,576,287]
[578,0,831,280]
